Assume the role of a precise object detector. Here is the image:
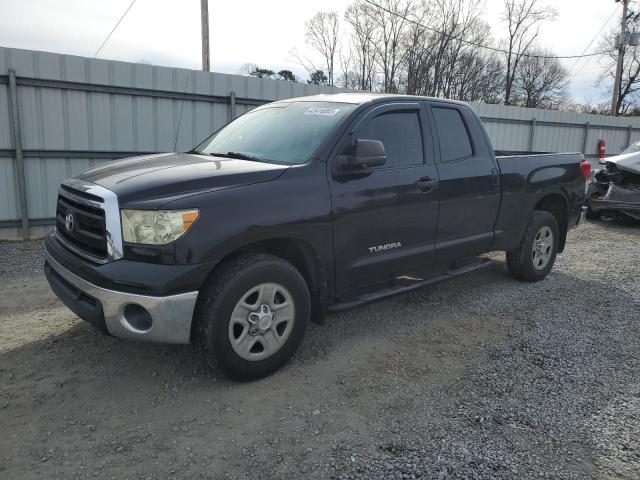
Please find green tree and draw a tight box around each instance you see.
[249,67,275,79]
[277,70,297,82]
[307,70,328,85]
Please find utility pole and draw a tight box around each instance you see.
[201,0,210,71]
[611,0,630,116]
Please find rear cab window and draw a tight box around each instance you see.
[431,107,474,162]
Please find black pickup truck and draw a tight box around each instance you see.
[45,94,589,378]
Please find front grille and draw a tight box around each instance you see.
[56,189,108,259]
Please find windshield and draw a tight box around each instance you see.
[196,101,355,164]
[623,140,640,155]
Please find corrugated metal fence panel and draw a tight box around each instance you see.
[0,47,346,239]
[0,84,11,147]
[3,46,640,240]
[470,101,640,158]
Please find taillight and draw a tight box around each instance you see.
[579,161,591,182]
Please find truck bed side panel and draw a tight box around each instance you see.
[491,153,586,252]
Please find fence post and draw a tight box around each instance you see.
[582,122,590,154]
[626,125,632,148]
[528,118,536,151]
[7,69,29,240]
[229,91,236,122]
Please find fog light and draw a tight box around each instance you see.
[122,304,153,332]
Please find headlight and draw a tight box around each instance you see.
[121,209,199,245]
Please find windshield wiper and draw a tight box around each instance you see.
[207,151,268,162]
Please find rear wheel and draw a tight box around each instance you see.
[507,210,559,282]
[195,254,310,379]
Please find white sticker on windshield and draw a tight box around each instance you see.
[304,107,341,116]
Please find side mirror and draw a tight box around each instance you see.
[341,139,386,169]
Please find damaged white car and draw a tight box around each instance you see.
[586,141,640,221]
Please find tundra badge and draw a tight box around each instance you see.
[369,242,402,254]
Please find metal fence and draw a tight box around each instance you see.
[3,46,640,240]
[0,47,349,239]
[470,101,640,163]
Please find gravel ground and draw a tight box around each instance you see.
[0,239,46,280]
[0,220,639,479]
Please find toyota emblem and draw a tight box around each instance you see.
[64,211,74,231]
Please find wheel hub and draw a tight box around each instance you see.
[228,282,296,362]
[532,226,553,271]
[248,304,274,335]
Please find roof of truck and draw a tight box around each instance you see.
[276,92,470,107]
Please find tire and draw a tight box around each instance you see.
[194,253,310,380]
[506,210,560,282]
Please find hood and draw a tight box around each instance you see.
[77,152,289,206]
[606,150,640,175]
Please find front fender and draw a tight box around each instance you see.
[163,160,334,282]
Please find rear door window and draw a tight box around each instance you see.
[432,107,473,162]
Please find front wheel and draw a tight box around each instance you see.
[195,254,310,380]
[507,210,559,282]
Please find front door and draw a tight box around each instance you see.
[330,102,439,295]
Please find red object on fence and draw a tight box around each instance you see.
[597,139,606,159]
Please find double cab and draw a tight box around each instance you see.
[45,94,589,378]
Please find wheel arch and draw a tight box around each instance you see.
[533,193,568,252]
[192,237,327,343]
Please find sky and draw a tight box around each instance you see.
[0,0,625,103]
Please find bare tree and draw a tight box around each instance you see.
[367,0,413,92]
[238,63,259,76]
[501,0,556,105]
[327,0,570,109]
[305,12,340,86]
[514,49,568,108]
[402,0,503,103]
[288,47,320,79]
[599,25,640,115]
[435,1,492,98]
[423,0,470,97]
[336,43,362,89]
[447,44,505,103]
[565,100,610,115]
[344,1,377,90]
[402,0,431,95]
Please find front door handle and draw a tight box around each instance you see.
[415,177,439,191]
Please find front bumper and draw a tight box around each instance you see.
[44,249,198,344]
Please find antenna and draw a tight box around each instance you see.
[173,74,190,151]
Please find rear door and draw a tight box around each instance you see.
[426,102,500,262]
[330,102,439,294]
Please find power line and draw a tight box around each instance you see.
[362,0,612,60]
[93,0,138,58]
[567,5,620,79]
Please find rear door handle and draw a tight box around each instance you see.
[415,177,439,191]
